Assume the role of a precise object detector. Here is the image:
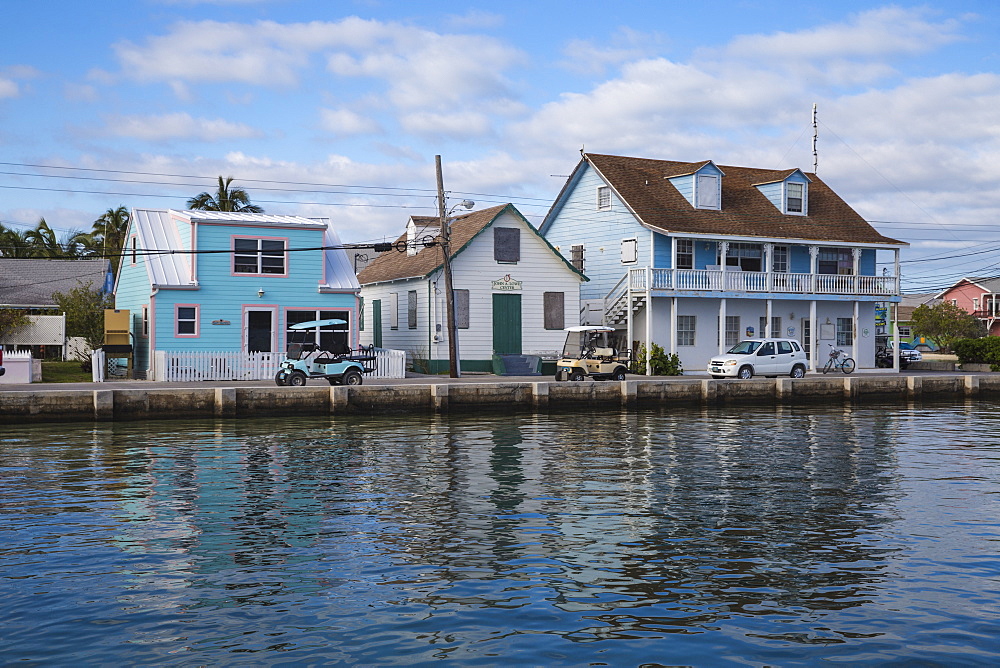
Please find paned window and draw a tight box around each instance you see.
[141,305,149,338]
[837,317,853,346]
[759,316,782,338]
[725,315,741,346]
[677,315,696,346]
[543,292,565,330]
[407,290,417,329]
[234,238,286,274]
[722,243,763,271]
[772,245,788,273]
[621,238,637,264]
[597,186,611,210]
[454,289,470,329]
[494,227,520,263]
[391,292,399,329]
[898,326,912,338]
[786,182,805,214]
[175,305,198,337]
[676,239,693,270]
[286,310,351,353]
[571,244,585,272]
[818,248,853,275]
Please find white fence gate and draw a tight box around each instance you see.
[150,348,406,382]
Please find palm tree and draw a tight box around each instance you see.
[187,176,264,213]
[24,218,66,257]
[0,223,34,258]
[91,206,130,276]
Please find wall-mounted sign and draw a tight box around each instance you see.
[787,326,796,338]
[746,326,754,337]
[492,274,522,291]
[212,319,231,326]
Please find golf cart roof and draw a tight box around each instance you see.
[289,318,347,330]
[563,325,615,333]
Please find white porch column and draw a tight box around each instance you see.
[719,240,729,290]
[645,276,653,376]
[853,300,860,365]
[718,298,727,353]
[809,245,819,293]
[763,242,774,291]
[765,299,773,337]
[892,301,900,372]
[626,278,633,366]
[894,248,901,295]
[852,247,862,295]
[670,297,678,357]
[810,299,818,372]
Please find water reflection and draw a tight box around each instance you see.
[1,404,998,665]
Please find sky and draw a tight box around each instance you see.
[2,0,1000,293]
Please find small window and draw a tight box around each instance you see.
[725,315,741,346]
[818,248,852,275]
[544,292,565,330]
[571,244,585,272]
[777,341,793,354]
[898,326,912,338]
[786,182,805,214]
[837,317,853,346]
[454,289,470,329]
[391,292,399,330]
[597,186,611,211]
[130,236,137,265]
[677,315,696,346]
[759,316,781,338]
[234,237,286,275]
[175,305,198,337]
[791,341,801,352]
[621,238,637,264]
[772,246,788,273]
[141,305,149,338]
[758,342,775,356]
[407,290,417,329]
[676,239,693,270]
[494,227,520,263]
[696,174,720,209]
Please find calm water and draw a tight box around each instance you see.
[2,404,999,666]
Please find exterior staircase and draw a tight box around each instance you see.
[492,354,542,376]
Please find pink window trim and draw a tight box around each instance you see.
[231,235,290,278]
[175,303,200,338]
[282,306,359,351]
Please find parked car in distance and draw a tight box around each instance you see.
[708,338,808,379]
[890,340,923,363]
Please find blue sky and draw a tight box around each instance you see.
[2,0,1000,292]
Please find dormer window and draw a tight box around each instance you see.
[695,174,720,209]
[786,182,805,214]
[597,186,611,211]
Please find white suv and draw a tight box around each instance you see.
[708,338,808,379]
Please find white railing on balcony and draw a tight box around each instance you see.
[625,269,898,296]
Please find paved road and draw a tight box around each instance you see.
[0,368,982,393]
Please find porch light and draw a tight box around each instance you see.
[257,288,265,298]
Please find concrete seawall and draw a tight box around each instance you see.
[1,374,998,424]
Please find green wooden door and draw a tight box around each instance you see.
[372,299,382,348]
[492,294,522,354]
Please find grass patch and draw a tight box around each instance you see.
[41,360,92,383]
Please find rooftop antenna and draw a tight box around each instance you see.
[812,103,818,174]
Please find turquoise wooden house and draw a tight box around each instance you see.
[115,209,359,379]
[540,153,908,373]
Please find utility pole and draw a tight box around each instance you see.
[436,155,461,378]
[812,103,818,174]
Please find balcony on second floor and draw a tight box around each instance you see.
[625,266,899,296]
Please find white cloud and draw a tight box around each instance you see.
[561,28,665,76]
[319,108,381,136]
[0,78,18,99]
[445,10,504,30]
[399,111,491,139]
[0,66,39,99]
[107,112,264,141]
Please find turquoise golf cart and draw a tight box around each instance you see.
[274,318,376,386]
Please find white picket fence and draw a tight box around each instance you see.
[149,348,406,382]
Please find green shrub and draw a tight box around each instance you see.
[630,343,683,376]
[953,337,1000,371]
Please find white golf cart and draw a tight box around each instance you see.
[554,325,631,381]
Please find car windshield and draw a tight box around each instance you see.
[726,340,761,354]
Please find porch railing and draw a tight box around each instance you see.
[149,348,407,382]
[625,268,898,296]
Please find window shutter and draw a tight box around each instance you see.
[621,238,637,263]
[454,289,470,329]
[543,292,565,330]
[494,227,520,263]
[571,244,585,272]
[696,174,719,208]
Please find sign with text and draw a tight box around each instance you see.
[491,274,522,291]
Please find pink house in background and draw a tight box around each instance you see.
[936,276,1000,336]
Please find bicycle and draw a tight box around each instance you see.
[822,346,856,374]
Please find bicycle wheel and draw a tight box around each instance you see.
[822,361,832,374]
[841,358,856,374]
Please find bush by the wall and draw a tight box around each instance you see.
[953,337,1000,371]
[630,343,684,376]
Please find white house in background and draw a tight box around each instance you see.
[540,153,907,373]
[357,204,586,373]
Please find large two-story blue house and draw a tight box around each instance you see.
[115,209,359,378]
[540,153,907,372]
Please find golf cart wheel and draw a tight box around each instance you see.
[554,370,565,382]
[568,370,586,381]
[611,367,627,382]
[790,364,806,379]
[343,369,363,386]
[737,365,753,380]
[288,371,308,387]
[274,371,288,386]
[327,377,340,385]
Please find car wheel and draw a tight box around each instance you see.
[288,371,307,387]
[737,366,753,380]
[343,369,363,386]
[790,364,806,378]
[569,370,586,381]
[274,371,288,386]
[611,367,627,381]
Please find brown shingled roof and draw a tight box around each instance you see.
[357,205,507,285]
[585,153,903,245]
